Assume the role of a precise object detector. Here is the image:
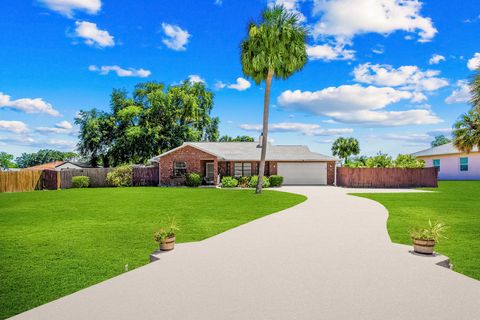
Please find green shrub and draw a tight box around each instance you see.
[365,153,393,168]
[106,165,133,187]
[221,176,238,188]
[72,176,90,188]
[394,154,425,168]
[185,172,202,187]
[269,175,284,187]
[237,176,251,188]
[248,175,270,188]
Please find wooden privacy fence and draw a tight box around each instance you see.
[336,167,438,188]
[133,166,159,186]
[59,168,114,189]
[1,166,160,192]
[0,170,43,192]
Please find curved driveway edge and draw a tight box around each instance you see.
[13,187,480,320]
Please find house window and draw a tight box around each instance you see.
[173,161,187,177]
[460,157,468,171]
[234,162,252,177]
[433,159,440,171]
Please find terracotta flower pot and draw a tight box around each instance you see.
[412,238,436,255]
[160,236,176,251]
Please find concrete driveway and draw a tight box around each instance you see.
[13,186,480,320]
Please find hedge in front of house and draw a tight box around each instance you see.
[186,173,202,187]
[248,175,270,188]
[221,176,238,188]
[237,176,251,188]
[269,175,284,187]
[72,176,90,188]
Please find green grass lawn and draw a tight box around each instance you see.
[352,181,480,280]
[0,187,306,319]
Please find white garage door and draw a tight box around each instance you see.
[277,162,327,185]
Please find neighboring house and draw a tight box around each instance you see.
[150,142,339,186]
[24,161,93,171]
[412,143,480,180]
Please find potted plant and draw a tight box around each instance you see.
[410,220,447,255]
[154,218,180,251]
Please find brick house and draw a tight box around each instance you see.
[150,142,339,186]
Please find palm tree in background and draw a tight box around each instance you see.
[471,67,480,112]
[453,67,480,152]
[331,137,360,165]
[241,5,307,193]
[453,108,480,153]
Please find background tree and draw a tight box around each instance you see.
[453,107,480,153]
[331,137,360,164]
[365,152,393,168]
[76,81,219,166]
[15,149,78,168]
[219,135,254,142]
[0,152,17,169]
[241,5,307,193]
[431,135,451,147]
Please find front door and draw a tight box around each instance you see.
[205,162,214,184]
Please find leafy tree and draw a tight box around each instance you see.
[76,81,219,166]
[431,135,451,147]
[241,5,307,193]
[15,149,77,168]
[394,154,425,168]
[344,156,368,168]
[365,153,393,168]
[0,152,17,169]
[219,135,254,142]
[331,137,360,164]
[453,107,480,153]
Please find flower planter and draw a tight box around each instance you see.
[412,238,435,255]
[160,236,176,251]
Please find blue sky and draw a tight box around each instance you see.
[0,0,479,157]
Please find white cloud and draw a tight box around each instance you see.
[429,54,445,65]
[39,0,101,17]
[427,127,453,136]
[268,0,306,22]
[306,43,355,61]
[188,74,205,84]
[0,121,29,133]
[384,133,430,142]
[88,65,151,78]
[0,92,60,116]
[214,0,223,6]
[75,21,114,48]
[312,0,437,43]
[161,23,190,51]
[0,135,76,150]
[445,80,471,104]
[372,45,385,55]
[216,77,251,91]
[467,52,480,70]
[277,84,441,126]
[36,121,76,135]
[353,63,448,91]
[240,122,353,136]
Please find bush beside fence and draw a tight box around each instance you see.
[336,167,438,188]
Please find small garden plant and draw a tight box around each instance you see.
[154,218,180,251]
[238,176,251,188]
[106,165,133,187]
[72,176,90,188]
[410,220,448,242]
[185,173,202,187]
[221,176,238,188]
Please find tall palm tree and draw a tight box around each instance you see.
[331,137,360,165]
[241,5,307,193]
[453,107,480,153]
[470,67,480,112]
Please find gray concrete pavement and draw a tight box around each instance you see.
[13,187,480,320]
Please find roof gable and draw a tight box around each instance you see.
[412,143,479,157]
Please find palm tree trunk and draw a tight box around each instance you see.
[256,69,274,194]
